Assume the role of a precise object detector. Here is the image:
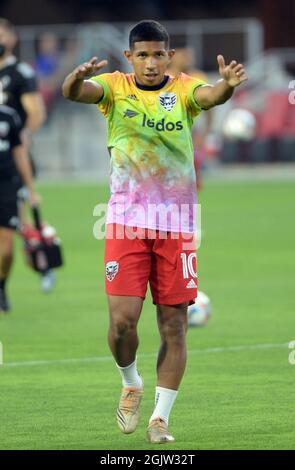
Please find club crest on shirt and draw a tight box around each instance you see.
[159,92,177,112]
[106,261,119,282]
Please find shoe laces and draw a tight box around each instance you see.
[149,418,168,434]
[120,388,141,413]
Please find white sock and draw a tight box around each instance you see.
[149,386,178,425]
[116,357,143,388]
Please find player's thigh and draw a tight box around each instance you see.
[104,224,151,299]
[150,232,197,305]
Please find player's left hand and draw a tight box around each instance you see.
[217,55,248,87]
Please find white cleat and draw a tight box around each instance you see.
[147,418,175,444]
[116,386,144,434]
[41,270,56,293]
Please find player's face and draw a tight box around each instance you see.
[0,27,16,55]
[124,41,175,86]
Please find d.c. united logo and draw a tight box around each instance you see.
[106,261,119,281]
[159,92,177,111]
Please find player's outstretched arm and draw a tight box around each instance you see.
[194,55,248,110]
[62,57,108,103]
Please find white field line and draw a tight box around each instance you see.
[1,342,288,369]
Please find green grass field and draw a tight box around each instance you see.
[0,179,294,450]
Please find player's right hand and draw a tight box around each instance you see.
[73,57,108,80]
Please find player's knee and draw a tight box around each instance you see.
[0,238,14,258]
[110,315,137,339]
[2,253,14,266]
[160,316,187,343]
[0,247,13,260]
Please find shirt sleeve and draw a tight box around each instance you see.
[90,73,115,118]
[16,62,38,95]
[181,73,209,117]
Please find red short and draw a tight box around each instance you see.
[104,224,197,305]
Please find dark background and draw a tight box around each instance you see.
[1,0,294,49]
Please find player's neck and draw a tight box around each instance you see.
[169,67,181,76]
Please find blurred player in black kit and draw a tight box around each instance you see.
[0,104,39,312]
[0,18,56,293]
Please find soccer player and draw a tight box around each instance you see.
[62,20,247,443]
[0,18,55,293]
[0,104,39,312]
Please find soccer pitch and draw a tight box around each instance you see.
[0,179,294,450]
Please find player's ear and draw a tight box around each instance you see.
[124,50,132,64]
[9,31,18,50]
[168,49,176,61]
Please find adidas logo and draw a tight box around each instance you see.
[127,94,139,101]
[123,109,139,118]
[186,279,197,288]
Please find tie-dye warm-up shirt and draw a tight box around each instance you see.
[91,71,206,233]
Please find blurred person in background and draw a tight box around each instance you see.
[36,32,60,78]
[0,104,39,313]
[36,33,78,113]
[0,18,55,293]
[35,32,61,111]
[169,47,213,189]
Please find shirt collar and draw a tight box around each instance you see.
[135,74,169,91]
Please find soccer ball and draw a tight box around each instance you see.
[188,291,212,327]
[222,108,256,141]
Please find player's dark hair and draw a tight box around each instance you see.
[129,20,169,50]
[0,18,16,34]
